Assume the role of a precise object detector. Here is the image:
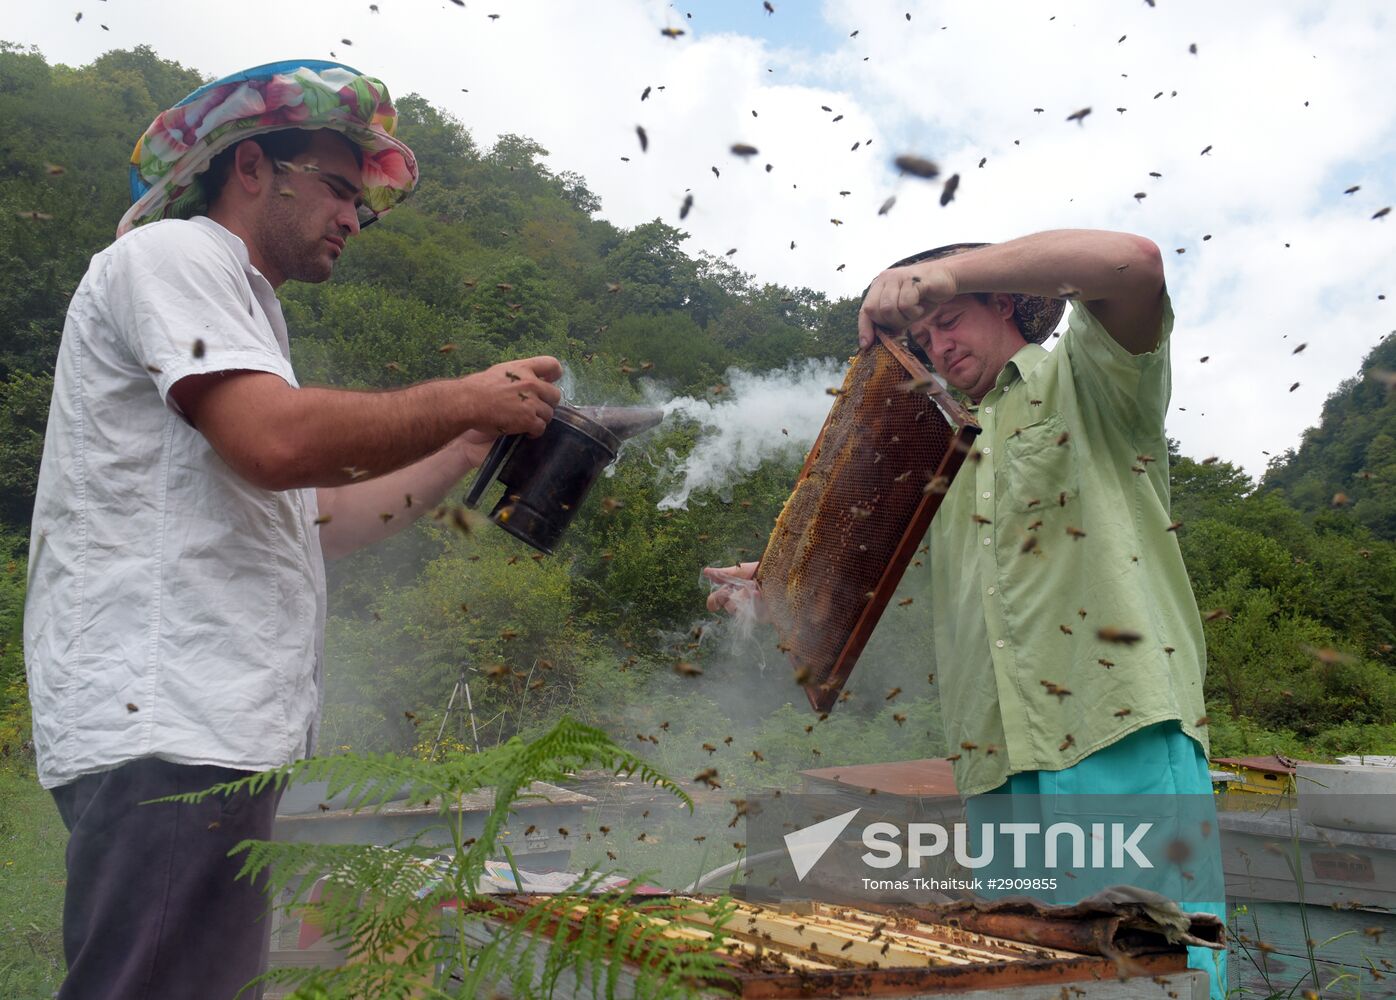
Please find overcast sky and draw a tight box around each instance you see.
[5,0,1394,476]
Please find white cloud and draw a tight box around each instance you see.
[4,0,1393,474]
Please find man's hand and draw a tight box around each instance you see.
[455,428,499,470]
[459,356,564,437]
[703,562,760,615]
[857,262,958,349]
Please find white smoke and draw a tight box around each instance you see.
[655,358,848,509]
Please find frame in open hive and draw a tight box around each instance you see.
[756,331,979,713]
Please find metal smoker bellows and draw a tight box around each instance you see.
[756,331,979,713]
[465,404,662,555]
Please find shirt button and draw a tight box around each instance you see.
[986,586,996,595]
[982,537,991,546]
[981,491,992,500]
[982,447,992,455]
[995,639,1006,648]
[984,406,993,415]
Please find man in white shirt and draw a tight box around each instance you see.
[25,61,561,999]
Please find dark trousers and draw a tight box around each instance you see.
[50,757,283,1000]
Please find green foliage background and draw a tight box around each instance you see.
[2,40,1395,784]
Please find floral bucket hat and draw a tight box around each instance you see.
[888,243,1065,344]
[117,59,419,237]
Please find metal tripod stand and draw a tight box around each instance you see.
[429,667,482,758]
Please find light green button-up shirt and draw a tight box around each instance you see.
[930,294,1208,797]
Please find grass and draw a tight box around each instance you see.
[0,767,66,1000]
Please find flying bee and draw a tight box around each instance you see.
[1097,627,1143,645]
[893,155,940,178]
[939,174,960,206]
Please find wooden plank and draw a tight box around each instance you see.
[1229,899,1396,998]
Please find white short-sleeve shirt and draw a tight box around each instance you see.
[24,216,327,789]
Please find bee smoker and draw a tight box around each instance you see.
[464,405,663,554]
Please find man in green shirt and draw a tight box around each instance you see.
[707,229,1225,996]
[856,231,1209,799]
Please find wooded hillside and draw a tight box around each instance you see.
[1,43,1393,775]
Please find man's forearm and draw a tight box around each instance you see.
[945,230,1166,354]
[944,230,1163,304]
[316,436,477,559]
[275,380,471,488]
[181,355,560,493]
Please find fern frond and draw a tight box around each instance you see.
[256,957,450,1000]
[185,715,711,999]
[151,750,449,812]
[456,880,739,999]
[230,840,442,901]
[455,717,693,885]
